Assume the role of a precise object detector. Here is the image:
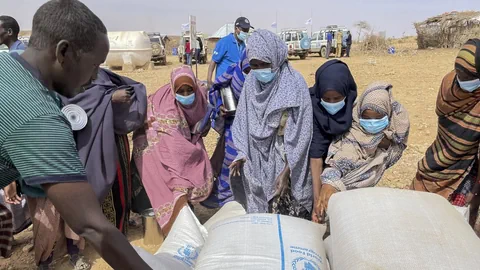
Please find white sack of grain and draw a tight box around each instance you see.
[133,246,190,270]
[152,206,208,269]
[195,214,329,270]
[203,201,246,231]
[328,187,480,270]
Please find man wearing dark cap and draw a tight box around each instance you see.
[0,15,26,52]
[207,17,253,88]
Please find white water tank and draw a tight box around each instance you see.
[105,31,152,69]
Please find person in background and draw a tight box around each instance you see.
[317,83,410,220]
[0,15,26,52]
[202,50,251,209]
[412,39,480,236]
[230,29,313,219]
[309,60,357,222]
[207,17,253,88]
[71,69,147,235]
[133,66,213,236]
[196,36,203,63]
[326,31,333,59]
[0,0,150,269]
[185,39,192,65]
[336,31,343,58]
[345,31,352,57]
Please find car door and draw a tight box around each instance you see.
[311,32,319,52]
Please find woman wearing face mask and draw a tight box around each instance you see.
[309,59,357,222]
[202,50,251,209]
[230,29,313,219]
[317,83,410,221]
[133,66,213,236]
[412,39,480,236]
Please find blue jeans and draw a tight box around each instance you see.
[186,53,192,65]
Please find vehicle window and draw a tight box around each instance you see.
[291,32,297,41]
[312,33,318,40]
[319,32,325,41]
[150,38,160,43]
[285,33,291,42]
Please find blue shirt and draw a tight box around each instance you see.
[212,33,245,79]
[9,40,26,52]
[327,33,333,42]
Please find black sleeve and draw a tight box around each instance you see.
[309,118,332,159]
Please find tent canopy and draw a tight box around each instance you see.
[209,23,234,39]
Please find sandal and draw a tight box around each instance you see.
[69,254,92,270]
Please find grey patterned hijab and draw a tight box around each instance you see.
[232,29,313,213]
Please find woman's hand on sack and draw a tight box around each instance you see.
[112,88,132,103]
[229,159,245,177]
[316,184,337,223]
[378,137,391,150]
[4,182,21,205]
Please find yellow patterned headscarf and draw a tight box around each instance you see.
[455,39,480,80]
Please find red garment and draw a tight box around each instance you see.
[185,41,191,54]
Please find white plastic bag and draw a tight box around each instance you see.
[133,246,190,270]
[328,187,480,270]
[154,206,208,269]
[203,201,246,231]
[196,214,328,270]
[453,205,470,223]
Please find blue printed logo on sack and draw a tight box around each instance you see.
[173,244,199,267]
[291,257,321,270]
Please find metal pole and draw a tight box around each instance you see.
[276,11,278,34]
[310,11,313,36]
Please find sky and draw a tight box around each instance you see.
[0,0,476,38]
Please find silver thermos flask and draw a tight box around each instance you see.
[220,86,237,115]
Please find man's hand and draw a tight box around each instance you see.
[219,106,228,117]
[43,181,151,270]
[3,182,21,205]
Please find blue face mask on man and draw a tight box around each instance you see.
[360,115,389,134]
[321,98,345,115]
[176,93,195,106]
[237,31,248,42]
[253,68,276,83]
[458,77,480,93]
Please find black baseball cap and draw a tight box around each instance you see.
[235,17,253,30]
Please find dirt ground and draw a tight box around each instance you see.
[0,38,460,269]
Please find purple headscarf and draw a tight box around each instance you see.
[66,69,147,201]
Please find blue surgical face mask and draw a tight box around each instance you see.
[360,115,389,134]
[458,77,480,93]
[237,31,248,42]
[321,98,345,115]
[176,93,195,106]
[253,68,276,83]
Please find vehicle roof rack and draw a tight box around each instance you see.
[280,28,308,32]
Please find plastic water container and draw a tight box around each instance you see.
[105,31,153,69]
[173,48,178,56]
